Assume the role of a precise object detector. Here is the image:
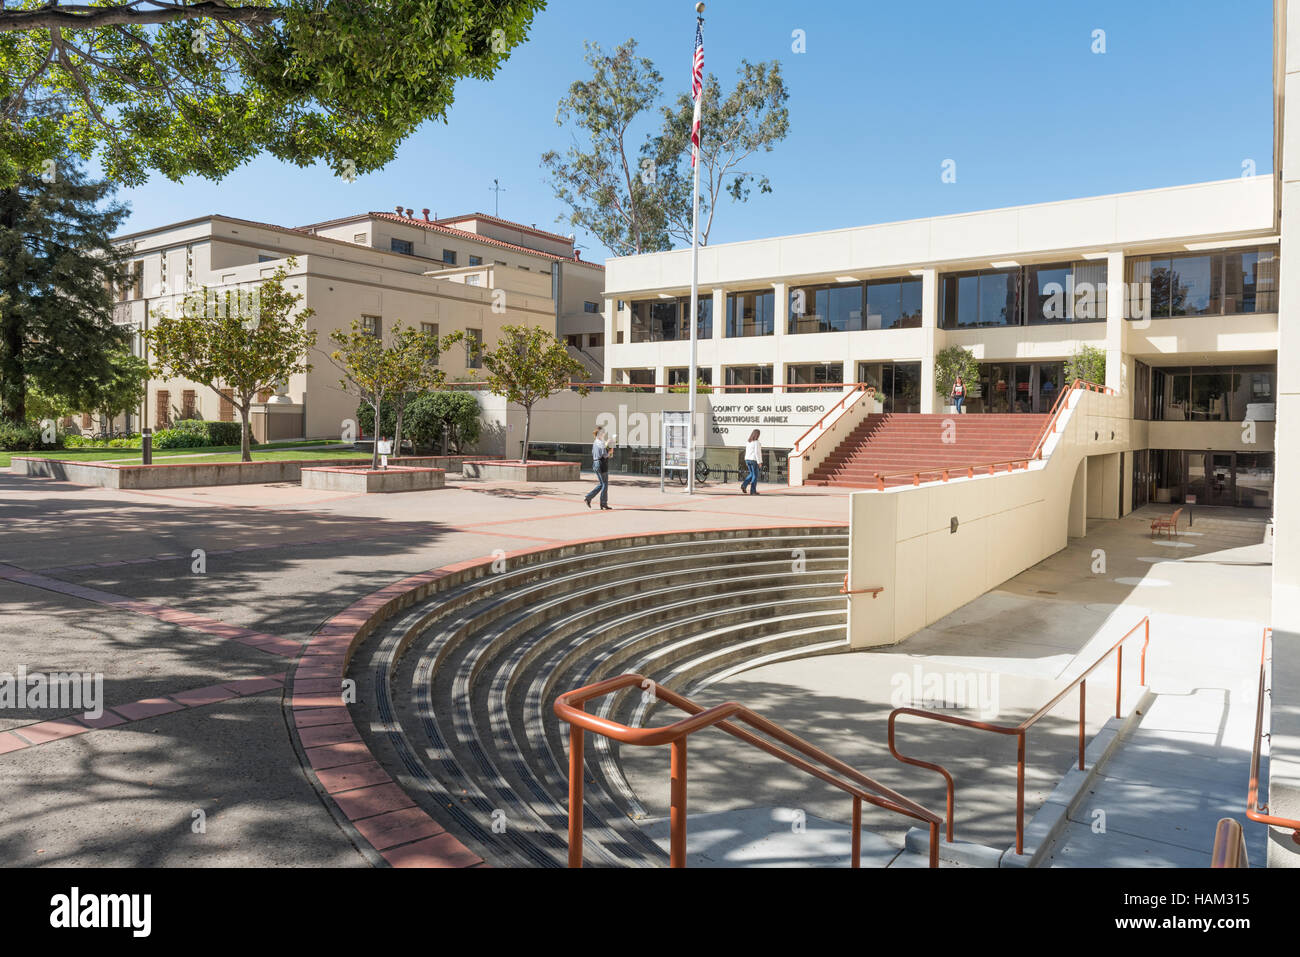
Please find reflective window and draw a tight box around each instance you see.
[941,269,1018,328]
[724,364,774,393]
[786,363,844,392]
[865,278,923,330]
[1128,247,1278,320]
[789,283,862,333]
[726,290,775,337]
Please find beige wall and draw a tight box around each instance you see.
[847,388,1133,648]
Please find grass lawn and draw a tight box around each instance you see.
[0,440,349,469]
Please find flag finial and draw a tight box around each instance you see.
[695,2,705,13]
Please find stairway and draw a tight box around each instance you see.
[806,413,1050,488]
[347,526,856,868]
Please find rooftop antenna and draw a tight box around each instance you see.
[489,178,507,217]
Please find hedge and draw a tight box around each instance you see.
[0,422,65,451]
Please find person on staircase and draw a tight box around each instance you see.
[740,429,762,496]
[952,375,966,414]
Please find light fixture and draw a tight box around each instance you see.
[990,260,1019,269]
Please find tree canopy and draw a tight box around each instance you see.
[0,0,545,188]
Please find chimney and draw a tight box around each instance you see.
[405,208,413,218]
[574,250,581,261]
[422,208,430,221]
[395,205,403,216]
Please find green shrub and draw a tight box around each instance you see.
[152,420,248,448]
[202,421,244,446]
[152,427,210,449]
[0,421,64,451]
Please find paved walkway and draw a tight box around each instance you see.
[619,506,1272,864]
[0,465,846,866]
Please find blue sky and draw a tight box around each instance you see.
[114,0,1275,261]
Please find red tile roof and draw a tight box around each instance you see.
[368,212,604,269]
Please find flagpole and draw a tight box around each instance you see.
[686,2,705,494]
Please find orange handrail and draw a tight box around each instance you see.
[1246,627,1300,844]
[554,672,942,868]
[790,384,871,455]
[840,573,883,598]
[1029,378,1113,461]
[1211,818,1249,868]
[888,615,1149,855]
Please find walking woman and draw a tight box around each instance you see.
[739,429,762,496]
[584,427,612,510]
[952,375,966,414]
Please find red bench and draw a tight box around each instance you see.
[1150,507,1184,539]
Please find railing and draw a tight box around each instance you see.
[888,615,1150,855]
[790,384,871,456]
[554,672,942,868]
[840,573,883,599]
[448,379,882,396]
[1211,818,1249,868]
[1029,378,1113,461]
[1246,627,1300,845]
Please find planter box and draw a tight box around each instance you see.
[300,465,446,493]
[10,455,457,490]
[461,460,581,483]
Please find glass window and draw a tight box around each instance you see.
[465,328,482,368]
[864,278,923,330]
[629,300,681,342]
[941,270,1016,328]
[390,238,413,256]
[1128,247,1277,319]
[469,255,483,266]
[421,322,439,363]
[891,362,922,413]
[724,365,773,393]
[726,290,775,337]
[676,296,713,339]
[786,363,844,393]
[587,333,603,348]
[1235,453,1274,508]
[583,301,600,313]
[667,367,712,386]
[442,249,457,265]
[788,283,862,334]
[1169,254,1216,316]
[1025,261,1107,323]
[361,315,382,339]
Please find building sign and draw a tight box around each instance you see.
[706,397,840,446]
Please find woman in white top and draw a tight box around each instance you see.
[584,427,612,509]
[740,429,762,495]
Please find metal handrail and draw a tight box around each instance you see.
[554,672,942,868]
[448,379,884,395]
[1246,627,1300,844]
[840,573,883,598]
[790,384,871,455]
[1211,818,1249,868]
[1029,378,1113,461]
[888,615,1150,855]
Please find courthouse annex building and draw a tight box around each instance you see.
[601,176,1280,512]
[104,210,606,440]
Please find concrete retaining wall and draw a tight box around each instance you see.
[301,466,446,493]
[10,455,476,489]
[462,460,581,483]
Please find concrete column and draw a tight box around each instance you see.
[1104,250,1127,394]
[602,298,616,381]
[772,281,788,391]
[711,288,725,340]
[920,268,939,413]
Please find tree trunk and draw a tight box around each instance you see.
[0,187,26,423]
[393,406,404,462]
[370,400,380,469]
[440,421,448,456]
[521,406,531,464]
[239,402,253,462]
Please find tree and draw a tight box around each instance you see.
[328,319,391,469]
[86,349,151,430]
[541,40,669,256]
[935,345,980,401]
[146,263,316,461]
[543,41,789,255]
[414,390,481,454]
[653,59,789,247]
[0,156,129,423]
[453,324,587,463]
[1065,345,1107,388]
[385,322,445,460]
[0,1,545,189]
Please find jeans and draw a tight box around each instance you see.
[953,395,965,414]
[740,459,760,493]
[586,468,609,506]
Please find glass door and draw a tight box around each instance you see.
[1207,453,1234,506]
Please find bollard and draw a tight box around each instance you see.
[142,427,153,465]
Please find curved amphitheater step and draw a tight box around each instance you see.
[346,526,853,868]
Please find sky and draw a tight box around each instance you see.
[112,0,1276,262]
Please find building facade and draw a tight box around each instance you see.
[100,210,604,440]
[601,176,1280,511]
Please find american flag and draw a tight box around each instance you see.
[690,17,704,167]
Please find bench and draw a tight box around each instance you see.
[1150,507,1184,538]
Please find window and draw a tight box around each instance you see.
[1127,247,1278,320]
[182,390,197,419]
[465,328,482,368]
[583,301,600,313]
[361,315,382,339]
[390,238,413,256]
[726,290,775,337]
[1150,365,1276,421]
[1024,261,1107,323]
[565,334,580,347]
[786,363,844,392]
[789,282,863,334]
[857,362,922,413]
[625,369,655,389]
[865,278,923,330]
[667,367,712,387]
[421,322,439,364]
[680,296,712,339]
[469,255,483,266]
[629,300,679,342]
[442,249,457,265]
[587,332,604,348]
[724,365,774,393]
[941,269,1018,329]
[257,254,276,264]
[465,274,481,286]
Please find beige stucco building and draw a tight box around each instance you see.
[100,210,605,440]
